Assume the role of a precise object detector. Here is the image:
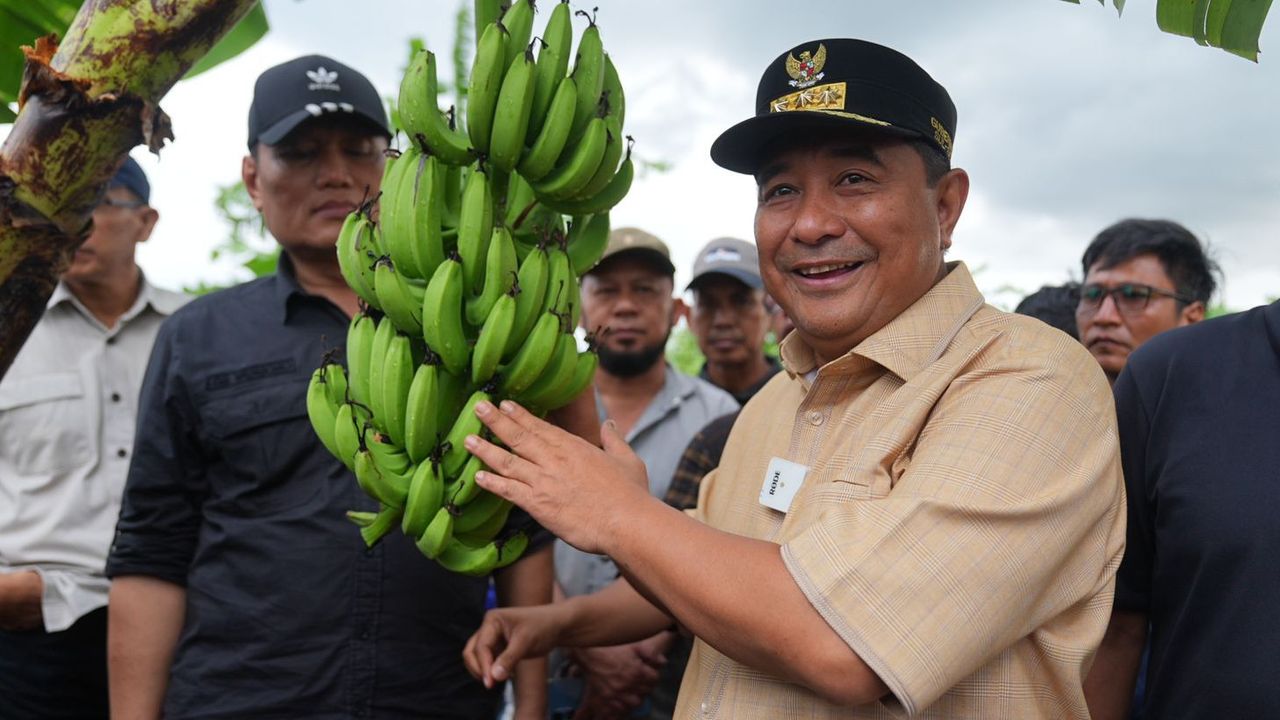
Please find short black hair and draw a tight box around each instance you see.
[1081,219,1219,305]
[1015,283,1081,339]
[907,138,951,187]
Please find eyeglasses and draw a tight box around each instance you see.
[1077,283,1193,316]
[97,196,146,210]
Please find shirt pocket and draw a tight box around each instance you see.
[0,372,93,476]
[198,378,319,515]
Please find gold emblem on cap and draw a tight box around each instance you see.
[930,117,953,158]
[770,82,846,113]
[785,43,827,89]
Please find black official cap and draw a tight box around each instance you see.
[247,54,391,149]
[711,38,956,174]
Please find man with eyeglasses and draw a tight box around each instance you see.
[0,157,188,720]
[1074,219,1218,384]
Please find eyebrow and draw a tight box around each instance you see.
[755,143,886,187]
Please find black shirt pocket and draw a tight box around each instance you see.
[198,377,325,516]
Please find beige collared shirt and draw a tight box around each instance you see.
[676,263,1125,718]
[0,277,188,631]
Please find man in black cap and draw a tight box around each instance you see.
[459,38,1123,718]
[106,55,553,719]
[0,156,187,720]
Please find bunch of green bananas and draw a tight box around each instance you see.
[308,0,628,577]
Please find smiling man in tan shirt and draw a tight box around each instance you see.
[457,38,1125,718]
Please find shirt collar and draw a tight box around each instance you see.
[272,252,310,323]
[780,261,986,383]
[47,271,185,319]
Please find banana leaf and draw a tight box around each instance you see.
[1063,0,1272,60]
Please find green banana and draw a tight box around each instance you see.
[528,0,572,138]
[494,531,530,569]
[366,313,397,427]
[569,13,605,139]
[456,165,495,297]
[518,330,580,408]
[436,537,500,577]
[488,45,536,173]
[435,367,473,448]
[421,254,471,376]
[531,115,608,201]
[504,172,536,231]
[465,226,518,327]
[454,501,513,546]
[499,0,535,70]
[336,206,382,310]
[442,388,493,477]
[454,490,511,533]
[543,244,574,316]
[441,160,464,229]
[544,148,634,216]
[530,343,597,413]
[497,309,561,396]
[373,257,426,337]
[602,52,625,130]
[416,505,455,559]
[449,454,486,506]
[568,116,623,202]
[356,505,404,548]
[345,510,379,528]
[474,0,502,42]
[364,427,415,478]
[306,364,343,460]
[333,402,371,472]
[565,212,611,275]
[379,145,423,278]
[504,244,550,359]
[467,21,509,155]
[400,50,475,166]
[471,291,517,385]
[517,75,577,182]
[402,457,445,537]
[411,152,447,278]
[403,353,443,464]
[354,447,411,508]
[379,331,415,447]
[346,311,377,409]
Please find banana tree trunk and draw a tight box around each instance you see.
[0,0,257,380]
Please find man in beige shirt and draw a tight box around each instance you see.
[458,38,1125,718]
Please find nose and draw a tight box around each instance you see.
[315,144,357,189]
[790,189,846,246]
[1089,294,1123,326]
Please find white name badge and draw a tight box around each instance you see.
[759,457,808,513]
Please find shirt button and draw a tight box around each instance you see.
[116,448,128,458]
[808,410,824,425]
[110,392,121,403]
[105,336,117,346]
[701,702,709,716]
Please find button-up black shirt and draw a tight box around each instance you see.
[108,256,501,719]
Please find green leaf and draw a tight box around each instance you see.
[0,102,15,123]
[1157,0,1272,60]
[0,2,79,108]
[1221,0,1275,61]
[184,2,269,79]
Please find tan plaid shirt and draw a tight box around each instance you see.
[676,263,1125,719]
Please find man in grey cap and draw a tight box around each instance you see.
[106,55,553,719]
[0,156,188,720]
[686,237,781,406]
[552,228,737,720]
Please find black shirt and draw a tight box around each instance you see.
[697,355,781,406]
[1113,300,1280,719]
[107,257,501,719]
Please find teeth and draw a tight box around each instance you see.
[798,262,857,277]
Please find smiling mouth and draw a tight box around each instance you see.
[795,261,863,279]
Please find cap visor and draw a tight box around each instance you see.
[257,107,391,146]
[710,111,919,175]
[687,268,763,292]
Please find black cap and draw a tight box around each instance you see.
[711,38,956,174]
[109,156,150,204]
[247,54,391,149]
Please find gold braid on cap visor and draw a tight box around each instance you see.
[768,81,955,159]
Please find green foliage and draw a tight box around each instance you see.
[185,179,278,296]
[1062,0,1273,60]
[665,326,781,378]
[183,4,269,79]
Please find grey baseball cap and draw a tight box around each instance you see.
[687,237,762,290]
[595,226,676,277]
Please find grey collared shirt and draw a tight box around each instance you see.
[0,278,188,631]
[554,364,738,597]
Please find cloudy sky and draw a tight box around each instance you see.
[42,0,1280,308]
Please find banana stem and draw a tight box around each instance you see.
[0,0,257,380]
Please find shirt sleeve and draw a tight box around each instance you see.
[105,318,207,586]
[1111,362,1154,612]
[663,413,736,511]
[781,352,1126,714]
